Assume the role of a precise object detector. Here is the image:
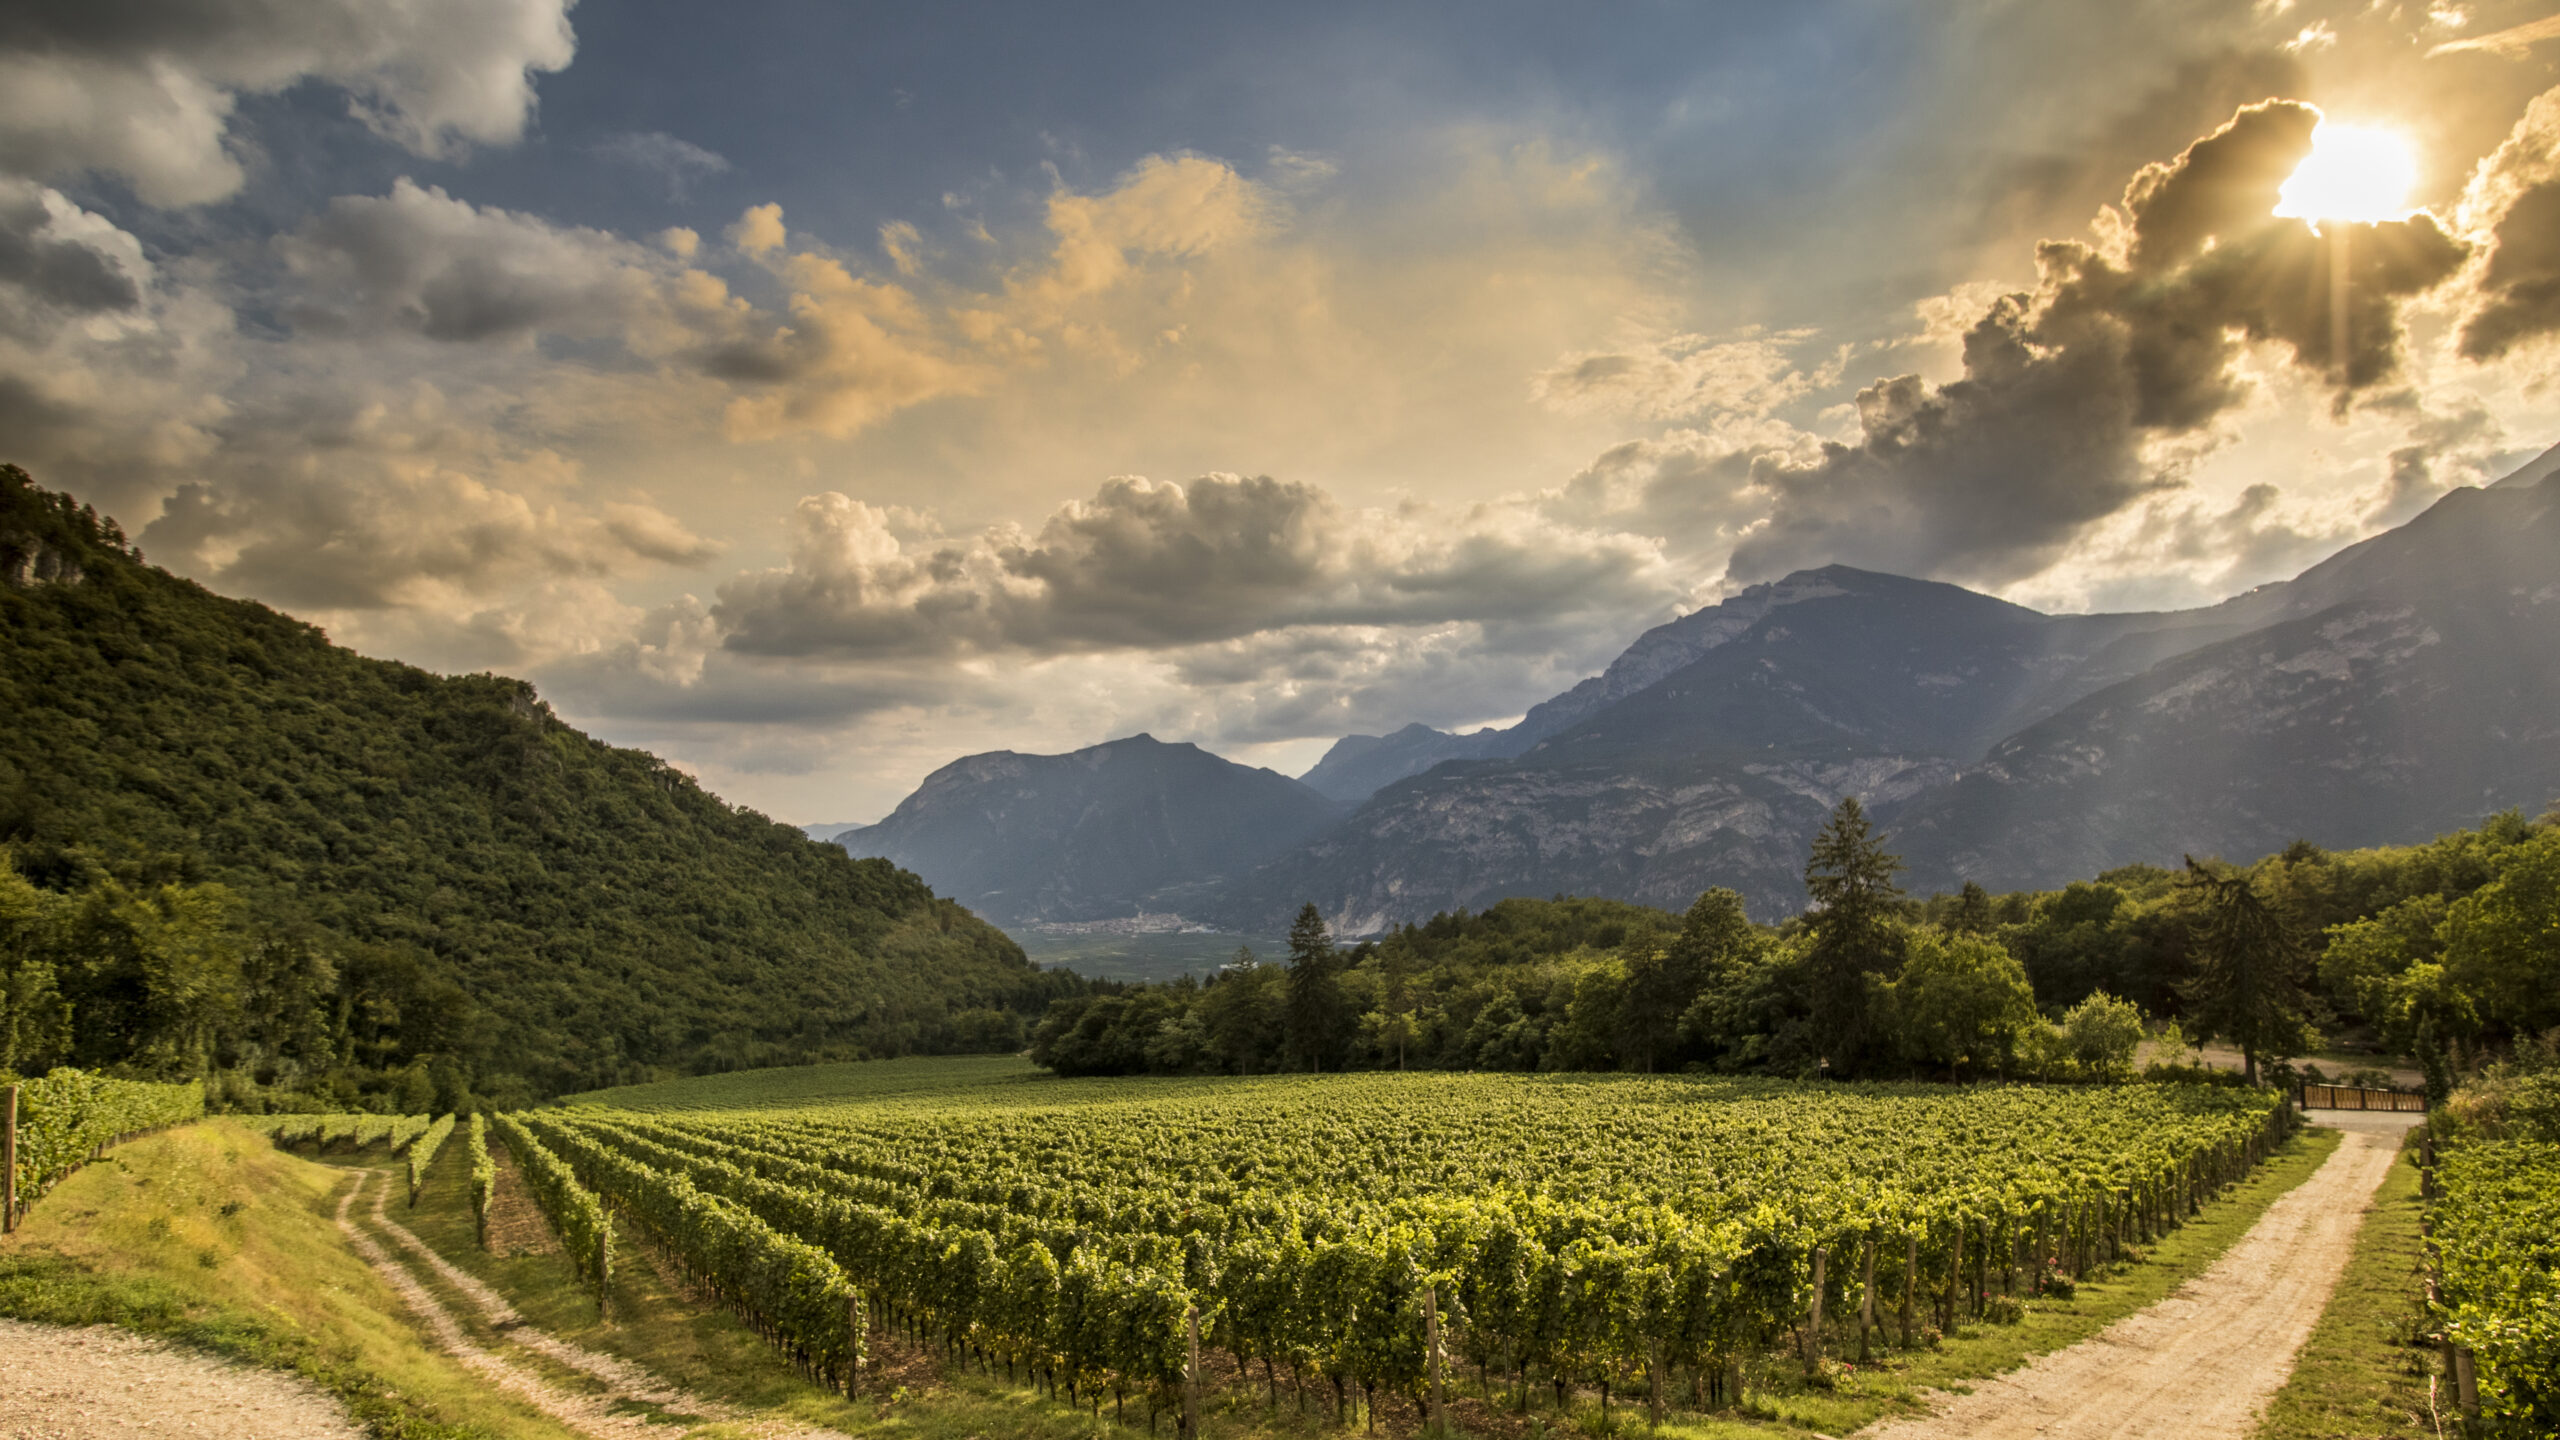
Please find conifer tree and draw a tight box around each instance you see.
[1802,798,1904,1075]
[1283,903,1350,1072]
[2178,858,2317,1085]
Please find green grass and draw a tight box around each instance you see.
[558,1053,1045,1112]
[2252,1130,2440,1440]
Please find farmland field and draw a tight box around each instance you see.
[518,1060,2296,1427]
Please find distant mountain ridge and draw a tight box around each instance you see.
[836,734,1341,925]
[849,447,2560,934]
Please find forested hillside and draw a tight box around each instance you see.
[0,468,1071,1106]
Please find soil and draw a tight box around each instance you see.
[0,1317,363,1440]
[482,1145,563,1258]
[1857,1112,2423,1440]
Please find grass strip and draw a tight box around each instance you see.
[2252,1128,2438,1440]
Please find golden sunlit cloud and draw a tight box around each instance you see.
[2273,122,2419,224]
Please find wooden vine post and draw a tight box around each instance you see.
[1805,1246,1828,1375]
[846,1293,866,1397]
[2,1083,16,1235]
[1182,1303,1202,1440]
[1424,1284,1447,1435]
[1858,1235,1878,1362]
[1899,1234,1917,1347]
[596,1215,613,1323]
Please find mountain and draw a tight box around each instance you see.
[1299,723,1516,804]
[836,734,1343,924]
[1220,458,2560,929]
[0,466,1060,1100]
[1893,471,2560,891]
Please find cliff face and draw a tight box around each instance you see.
[838,734,1343,924]
[1890,474,2560,893]
[1224,465,2560,928]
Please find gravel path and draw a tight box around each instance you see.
[1858,1112,2421,1440]
[0,1318,363,1440]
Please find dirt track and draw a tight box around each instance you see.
[0,1318,363,1440]
[1859,1113,2420,1440]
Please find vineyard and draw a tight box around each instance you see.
[500,1072,2296,1430]
[2430,1137,2559,1435]
[3,1067,204,1230]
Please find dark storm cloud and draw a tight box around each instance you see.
[276,179,658,343]
[1728,101,2469,587]
[0,184,139,316]
[2460,181,2560,360]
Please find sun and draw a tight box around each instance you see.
[2274,123,2419,225]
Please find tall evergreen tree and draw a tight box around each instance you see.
[2179,857,2318,1085]
[1802,797,1904,1075]
[1283,903,1350,1072]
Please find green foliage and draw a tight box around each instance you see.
[0,466,1072,1100]
[2431,1139,2560,1434]
[491,1113,611,1298]
[465,1113,495,1249]
[2055,991,2147,1082]
[4,1066,203,1219]
[407,1113,457,1205]
[2178,859,2320,1084]
[1802,798,1907,1071]
[1873,930,2038,1080]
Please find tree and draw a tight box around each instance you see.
[2441,825,2560,1038]
[2056,991,2146,1082]
[1802,798,1905,1074]
[2179,858,2318,1085]
[1284,904,1351,1072]
[1203,949,1285,1074]
[1874,930,2038,1081]
[1947,881,1994,934]
[1619,887,1754,1071]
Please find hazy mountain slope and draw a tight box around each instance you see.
[1222,568,2173,924]
[839,734,1343,924]
[0,467,1053,1096]
[1299,724,1514,804]
[1226,462,2560,929]
[1891,473,2560,891]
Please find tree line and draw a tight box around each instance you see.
[1031,798,2560,1090]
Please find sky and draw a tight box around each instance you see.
[9,0,2560,824]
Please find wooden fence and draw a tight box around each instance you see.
[2299,1083,2426,1112]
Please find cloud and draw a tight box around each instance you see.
[0,178,145,325]
[711,472,1679,662]
[278,179,675,344]
[142,450,718,616]
[0,0,575,206]
[592,130,732,201]
[726,203,787,257]
[2455,86,2560,361]
[1725,100,2469,588]
[1531,329,1842,422]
